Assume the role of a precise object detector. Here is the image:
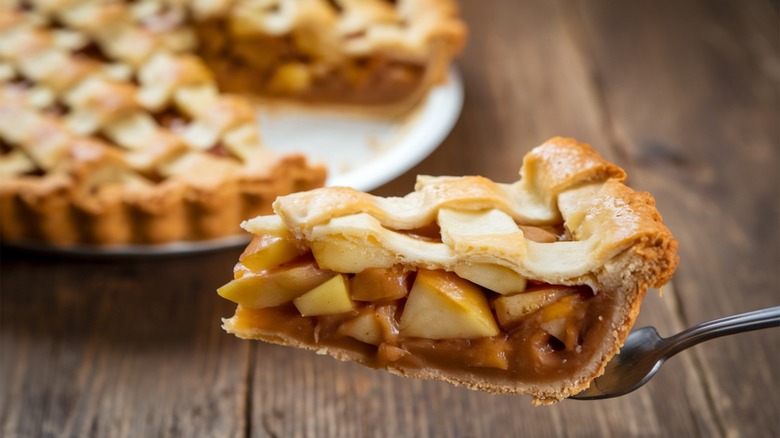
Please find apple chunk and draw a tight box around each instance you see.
[218,261,333,308]
[399,269,499,340]
[454,263,526,295]
[239,234,307,273]
[350,266,410,302]
[338,305,398,346]
[293,274,354,316]
[492,285,578,330]
[338,309,384,345]
[538,294,586,350]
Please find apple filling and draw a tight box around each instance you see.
[195,21,427,108]
[219,224,615,383]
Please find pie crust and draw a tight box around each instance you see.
[0,0,464,246]
[218,137,680,404]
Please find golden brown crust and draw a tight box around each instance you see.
[1,154,325,245]
[224,137,679,404]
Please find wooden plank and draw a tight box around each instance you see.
[0,249,249,437]
[1,1,774,436]
[573,0,779,436]
[248,344,721,437]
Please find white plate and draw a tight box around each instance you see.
[261,68,463,191]
[4,69,464,257]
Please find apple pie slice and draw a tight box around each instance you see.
[218,137,679,404]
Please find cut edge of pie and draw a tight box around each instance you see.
[218,136,679,405]
[197,0,467,116]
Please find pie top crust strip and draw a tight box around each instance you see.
[244,137,678,293]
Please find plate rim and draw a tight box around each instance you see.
[326,67,464,191]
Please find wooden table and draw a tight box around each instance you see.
[2,1,778,436]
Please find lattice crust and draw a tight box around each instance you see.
[222,137,679,404]
[0,0,464,245]
[256,137,674,290]
[0,2,322,245]
[195,0,465,59]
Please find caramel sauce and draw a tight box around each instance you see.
[0,138,12,155]
[399,222,443,242]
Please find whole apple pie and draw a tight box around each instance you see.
[218,137,680,404]
[0,0,464,246]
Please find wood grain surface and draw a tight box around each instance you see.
[2,1,778,437]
